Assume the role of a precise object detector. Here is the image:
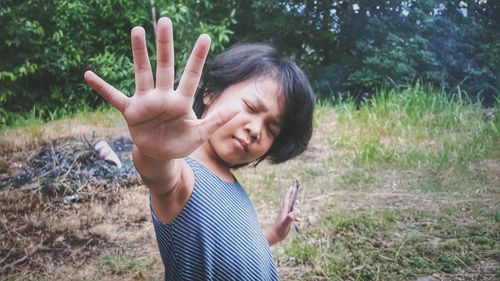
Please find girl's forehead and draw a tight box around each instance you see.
[254,77,284,99]
[252,78,284,101]
[251,78,285,120]
[215,76,285,111]
[252,77,281,97]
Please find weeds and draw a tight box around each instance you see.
[0,103,113,131]
[276,84,499,280]
[284,207,499,280]
[334,84,499,172]
[99,252,157,276]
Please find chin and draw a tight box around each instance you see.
[221,156,247,167]
[218,152,254,168]
[211,141,262,167]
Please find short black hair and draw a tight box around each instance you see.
[194,43,315,166]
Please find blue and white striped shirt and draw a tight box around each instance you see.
[151,157,279,280]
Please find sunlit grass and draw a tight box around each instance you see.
[333,84,499,172]
[253,84,499,280]
[0,103,115,131]
[0,106,122,153]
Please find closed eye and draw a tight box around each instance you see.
[267,124,279,138]
[267,127,275,137]
[244,101,257,113]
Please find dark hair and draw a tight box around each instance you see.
[194,43,315,166]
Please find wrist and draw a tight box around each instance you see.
[132,145,179,190]
[266,227,281,246]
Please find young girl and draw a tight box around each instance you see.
[84,17,314,280]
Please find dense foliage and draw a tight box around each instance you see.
[0,0,234,125]
[231,0,499,103]
[0,0,498,125]
[0,0,146,123]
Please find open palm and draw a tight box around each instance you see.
[84,18,240,159]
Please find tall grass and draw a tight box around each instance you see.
[0,103,112,130]
[279,83,499,280]
[333,83,499,171]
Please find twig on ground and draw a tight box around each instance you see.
[60,152,83,181]
[83,134,98,155]
[0,246,15,265]
[395,238,407,260]
[0,255,28,272]
[51,143,58,167]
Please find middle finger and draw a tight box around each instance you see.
[155,17,175,91]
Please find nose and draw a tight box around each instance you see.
[245,119,262,143]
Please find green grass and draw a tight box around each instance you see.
[98,252,158,276]
[333,84,499,174]
[268,84,499,280]
[283,207,499,280]
[0,105,122,152]
[0,103,114,131]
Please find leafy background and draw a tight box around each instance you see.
[0,0,498,126]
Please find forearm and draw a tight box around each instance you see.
[132,145,181,194]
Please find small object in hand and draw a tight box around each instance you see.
[288,180,300,213]
[94,140,122,168]
[289,180,301,234]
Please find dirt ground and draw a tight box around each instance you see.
[0,120,166,280]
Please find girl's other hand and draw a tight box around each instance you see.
[266,186,301,246]
[84,17,241,160]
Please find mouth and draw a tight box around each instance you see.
[234,137,249,153]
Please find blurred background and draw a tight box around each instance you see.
[1,0,498,126]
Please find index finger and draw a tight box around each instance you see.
[177,34,211,97]
[131,27,154,95]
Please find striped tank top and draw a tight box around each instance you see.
[150,157,279,280]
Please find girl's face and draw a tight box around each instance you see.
[201,77,284,167]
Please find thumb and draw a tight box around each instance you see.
[198,102,242,138]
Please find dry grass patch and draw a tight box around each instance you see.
[0,111,125,154]
[0,184,158,278]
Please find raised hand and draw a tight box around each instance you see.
[266,186,302,245]
[84,17,240,159]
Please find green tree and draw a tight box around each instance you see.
[0,0,235,126]
[228,0,498,103]
[313,0,499,103]
[0,0,148,125]
[154,0,235,80]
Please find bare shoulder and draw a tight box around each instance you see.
[150,159,195,223]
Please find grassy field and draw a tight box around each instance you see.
[1,86,499,280]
